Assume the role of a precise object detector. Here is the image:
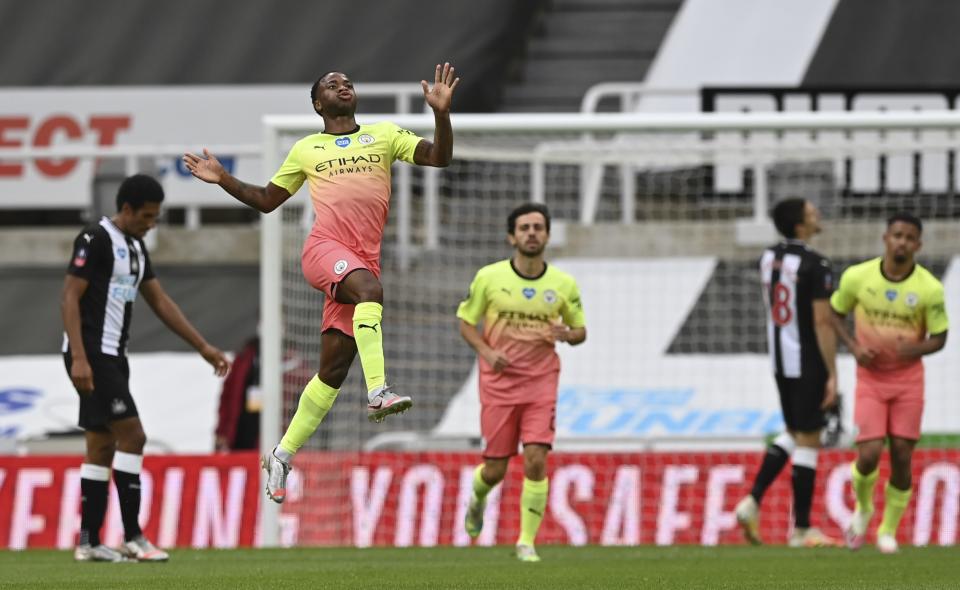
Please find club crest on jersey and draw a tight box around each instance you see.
[358,134,375,145]
[333,259,349,275]
[116,247,127,260]
[905,292,919,307]
[522,288,536,300]
[335,137,351,148]
[73,248,87,267]
[885,289,898,302]
[543,289,557,304]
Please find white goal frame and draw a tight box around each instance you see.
[258,109,960,545]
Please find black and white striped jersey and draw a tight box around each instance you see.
[759,240,833,379]
[62,217,155,357]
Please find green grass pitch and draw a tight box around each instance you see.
[1,545,955,590]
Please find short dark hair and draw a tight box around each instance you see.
[507,203,551,234]
[887,211,922,234]
[116,174,164,212]
[770,198,806,239]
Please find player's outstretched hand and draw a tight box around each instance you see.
[421,62,460,114]
[201,344,230,377]
[182,149,225,184]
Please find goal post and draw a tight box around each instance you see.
[259,110,960,547]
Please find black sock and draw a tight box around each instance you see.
[750,444,790,504]
[80,477,109,546]
[792,464,816,529]
[113,470,143,542]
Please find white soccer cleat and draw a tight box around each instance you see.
[367,386,413,423]
[788,527,840,548]
[465,493,486,539]
[120,536,169,562]
[261,449,290,504]
[876,533,899,554]
[734,495,762,545]
[515,544,541,563]
[74,543,126,562]
[845,509,873,550]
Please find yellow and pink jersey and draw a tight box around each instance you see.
[457,259,586,406]
[269,122,423,262]
[830,257,948,380]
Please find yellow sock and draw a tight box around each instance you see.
[877,482,912,537]
[518,477,548,547]
[353,302,386,393]
[473,464,494,501]
[278,376,339,455]
[851,462,879,513]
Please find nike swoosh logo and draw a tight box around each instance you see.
[358,323,379,333]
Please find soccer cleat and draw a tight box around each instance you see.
[845,509,873,550]
[734,495,762,545]
[515,544,541,563]
[74,544,126,562]
[876,533,899,554]
[788,527,840,548]
[367,386,413,423]
[120,536,169,562]
[261,449,290,504]
[465,493,486,539]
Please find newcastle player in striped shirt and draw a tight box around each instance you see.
[62,175,229,562]
[735,198,839,547]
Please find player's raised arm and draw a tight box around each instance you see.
[182,148,292,213]
[414,62,460,167]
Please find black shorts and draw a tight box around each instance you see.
[63,352,139,431]
[775,373,826,433]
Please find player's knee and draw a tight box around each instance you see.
[357,282,383,304]
[483,462,508,484]
[524,457,547,480]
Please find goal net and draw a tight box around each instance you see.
[261,111,960,547]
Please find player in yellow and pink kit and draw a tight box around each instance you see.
[458,203,587,562]
[830,212,948,554]
[183,63,459,503]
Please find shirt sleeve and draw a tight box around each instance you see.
[269,142,307,195]
[66,229,109,280]
[830,267,858,315]
[456,271,487,326]
[140,240,156,282]
[926,281,949,336]
[389,122,424,165]
[811,256,834,300]
[561,278,586,328]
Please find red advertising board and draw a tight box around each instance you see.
[1,450,957,549]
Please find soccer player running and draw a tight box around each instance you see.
[62,175,230,562]
[735,198,839,547]
[830,212,948,554]
[458,203,586,562]
[183,63,459,503]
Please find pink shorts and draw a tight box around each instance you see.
[480,403,556,459]
[301,240,379,337]
[854,372,924,442]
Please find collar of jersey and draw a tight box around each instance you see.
[509,259,548,281]
[878,257,916,283]
[322,124,361,136]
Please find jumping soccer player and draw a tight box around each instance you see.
[458,203,587,562]
[62,174,229,562]
[831,212,948,554]
[735,198,839,547]
[183,63,459,503]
